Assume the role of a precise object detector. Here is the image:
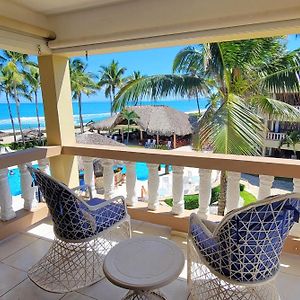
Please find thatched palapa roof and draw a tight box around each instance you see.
[91,105,193,136]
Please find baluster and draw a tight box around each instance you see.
[82,156,96,197]
[103,159,114,199]
[172,166,184,215]
[293,178,300,193]
[292,178,300,237]
[0,168,16,220]
[125,161,137,206]
[38,158,50,174]
[225,171,241,213]
[147,164,159,210]
[258,175,274,200]
[198,169,212,219]
[19,163,38,211]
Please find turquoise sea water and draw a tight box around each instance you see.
[0,99,208,131]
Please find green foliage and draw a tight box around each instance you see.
[154,144,168,150]
[8,138,47,150]
[279,130,300,155]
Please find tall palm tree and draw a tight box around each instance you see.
[279,130,300,157]
[0,67,17,142]
[99,60,126,115]
[70,59,97,133]
[1,51,32,146]
[24,65,42,143]
[114,37,300,215]
[120,109,140,144]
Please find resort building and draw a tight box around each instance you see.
[0,1,300,299]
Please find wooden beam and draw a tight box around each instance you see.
[62,143,300,179]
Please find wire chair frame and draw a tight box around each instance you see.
[27,166,131,293]
[188,193,300,300]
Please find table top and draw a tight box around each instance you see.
[103,236,185,290]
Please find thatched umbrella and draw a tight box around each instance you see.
[76,132,125,176]
[90,105,193,136]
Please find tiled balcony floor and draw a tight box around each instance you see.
[0,219,299,300]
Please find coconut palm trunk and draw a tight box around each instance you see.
[5,92,17,143]
[218,170,227,216]
[78,93,84,133]
[127,120,130,144]
[13,85,25,146]
[34,90,42,144]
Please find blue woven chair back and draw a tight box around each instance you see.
[28,166,93,241]
[215,195,300,282]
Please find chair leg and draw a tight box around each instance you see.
[28,220,131,293]
[187,241,280,300]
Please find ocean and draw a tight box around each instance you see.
[0,99,208,131]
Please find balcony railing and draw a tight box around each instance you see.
[266,132,286,141]
[1,144,300,241]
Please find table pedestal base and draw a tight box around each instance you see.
[122,289,166,300]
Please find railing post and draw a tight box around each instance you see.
[225,171,241,213]
[103,159,114,199]
[258,175,274,200]
[82,157,96,197]
[38,158,50,174]
[0,168,16,220]
[147,164,159,210]
[198,169,212,219]
[125,161,137,206]
[172,166,185,215]
[293,178,300,193]
[19,163,38,211]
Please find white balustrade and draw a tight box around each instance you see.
[38,158,50,174]
[198,169,212,218]
[258,175,274,200]
[0,168,16,220]
[103,159,114,199]
[125,161,137,206]
[225,171,241,213]
[147,164,159,210]
[266,132,286,141]
[172,166,184,215]
[82,156,96,197]
[19,163,38,210]
[291,178,300,237]
[293,178,300,193]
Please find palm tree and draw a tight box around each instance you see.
[70,59,97,133]
[114,37,300,215]
[99,60,126,115]
[120,109,140,144]
[0,67,17,142]
[24,65,42,143]
[279,130,300,157]
[1,51,33,146]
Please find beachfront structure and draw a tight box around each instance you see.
[91,105,193,148]
[0,1,300,299]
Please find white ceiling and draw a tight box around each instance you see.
[10,0,133,15]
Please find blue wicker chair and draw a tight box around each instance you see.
[27,166,131,293]
[188,193,300,300]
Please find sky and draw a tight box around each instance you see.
[0,34,299,103]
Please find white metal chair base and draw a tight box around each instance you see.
[122,289,166,300]
[187,240,279,300]
[28,219,131,293]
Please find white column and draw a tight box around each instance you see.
[38,158,50,174]
[19,163,38,211]
[172,166,185,215]
[258,175,274,200]
[293,178,300,193]
[147,164,160,210]
[103,159,114,199]
[225,171,241,213]
[82,156,96,197]
[0,168,16,220]
[198,169,212,219]
[126,161,137,206]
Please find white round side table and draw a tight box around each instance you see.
[103,236,185,300]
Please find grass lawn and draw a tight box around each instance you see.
[165,186,256,210]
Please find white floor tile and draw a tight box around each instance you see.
[280,253,300,277]
[161,279,188,300]
[1,279,62,300]
[62,292,95,300]
[0,263,27,297]
[2,239,51,272]
[79,279,127,300]
[276,272,300,300]
[137,222,171,239]
[0,233,37,261]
